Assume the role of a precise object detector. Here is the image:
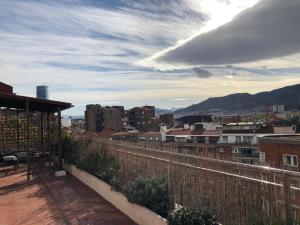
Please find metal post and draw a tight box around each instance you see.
[58,108,62,169]
[284,174,291,222]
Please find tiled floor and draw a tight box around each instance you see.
[0,168,136,225]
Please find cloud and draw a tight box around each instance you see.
[192,67,212,78]
[172,98,188,101]
[1,0,300,115]
[152,0,300,67]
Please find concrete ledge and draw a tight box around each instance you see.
[65,165,167,225]
[55,170,66,177]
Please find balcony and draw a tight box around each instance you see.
[234,153,260,158]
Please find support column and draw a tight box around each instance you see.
[26,101,30,181]
[57,108,62,169]
[40,113,45,163]
[47,112,51,173]
[17,109,19,150]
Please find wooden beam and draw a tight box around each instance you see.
[58,108,62,169]
[47,112,51,174]
[40,113,45,163]
[26,100,30,181]
[16,109,19,150]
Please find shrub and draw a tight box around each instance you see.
[168,206,218,225]
[78,151,120,184]
[123,176,171,218]
[62,134,81,165]
[245,211,296,225]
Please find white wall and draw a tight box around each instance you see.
[219,134,257,145]
[65,165,167,225]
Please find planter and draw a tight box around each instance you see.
[64,164,167,225]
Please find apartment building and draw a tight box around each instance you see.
[175,115,212,128]
[165,123,220,142]
[159,113,174,128]
[128,106,157,132]
[259,135,300,171]
[85,104,122,132]
[218,122,296,165]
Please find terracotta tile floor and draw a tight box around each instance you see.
[0,168,136,225]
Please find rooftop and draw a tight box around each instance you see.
[0,168,136,225]
[259,135,300,145]
[167,128,221,136]
[0,92,72,112]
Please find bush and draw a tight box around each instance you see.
[123,176,171,218]
[246,212,297,225]
[62,134,81,165]
[78,151,120,184]
[168,206,218,225]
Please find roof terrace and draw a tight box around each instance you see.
[0,167,136,225]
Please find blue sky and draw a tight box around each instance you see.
[1,0,300,115]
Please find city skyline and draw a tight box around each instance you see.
[1,0,300,115]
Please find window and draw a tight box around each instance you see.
[260,152,266,163]
[205,137,209,144]
[244,136,253,144]
[236,136,242,143]
[222,136,228,143]
[283,155,298,167]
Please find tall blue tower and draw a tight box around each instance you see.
[36,85,49,99]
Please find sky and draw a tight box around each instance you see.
[1,0,300,115]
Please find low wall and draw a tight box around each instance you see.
[65,165,167,225]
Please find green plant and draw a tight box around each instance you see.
[62,134,81,165]
[123,176,171,218]
[246,211,296,225]
[168,206,218,225]
[78,151,120,184]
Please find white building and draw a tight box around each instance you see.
[219,122,296,165]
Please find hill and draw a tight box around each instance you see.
[174,84,300,115]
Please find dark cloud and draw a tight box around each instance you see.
[192,67,212,78]
[158,0,300,66]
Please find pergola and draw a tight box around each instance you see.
[0,92,72,180]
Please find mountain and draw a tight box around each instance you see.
[175,84,300,115]
[155,107,183,115]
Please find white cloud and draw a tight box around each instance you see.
[0,0,300,115]
[144,0,300,70]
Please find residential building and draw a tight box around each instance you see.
[128,106,157,131]
[259,136,300,171]
[221,115,241,124]
[271,104,285,113]
[166,127,221,144]
[175,115,212,128]
[139,131,161,141]
[110,131,140,142]
[85,104,122,132]
[218,122,296,165]
[62,116,72,128]
[71,118,85,132]
[165,122,220,143]
[162,127,219,156]
[191,122,223,131]
[159,113,174,128]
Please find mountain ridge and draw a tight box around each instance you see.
[174,84,300,115]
